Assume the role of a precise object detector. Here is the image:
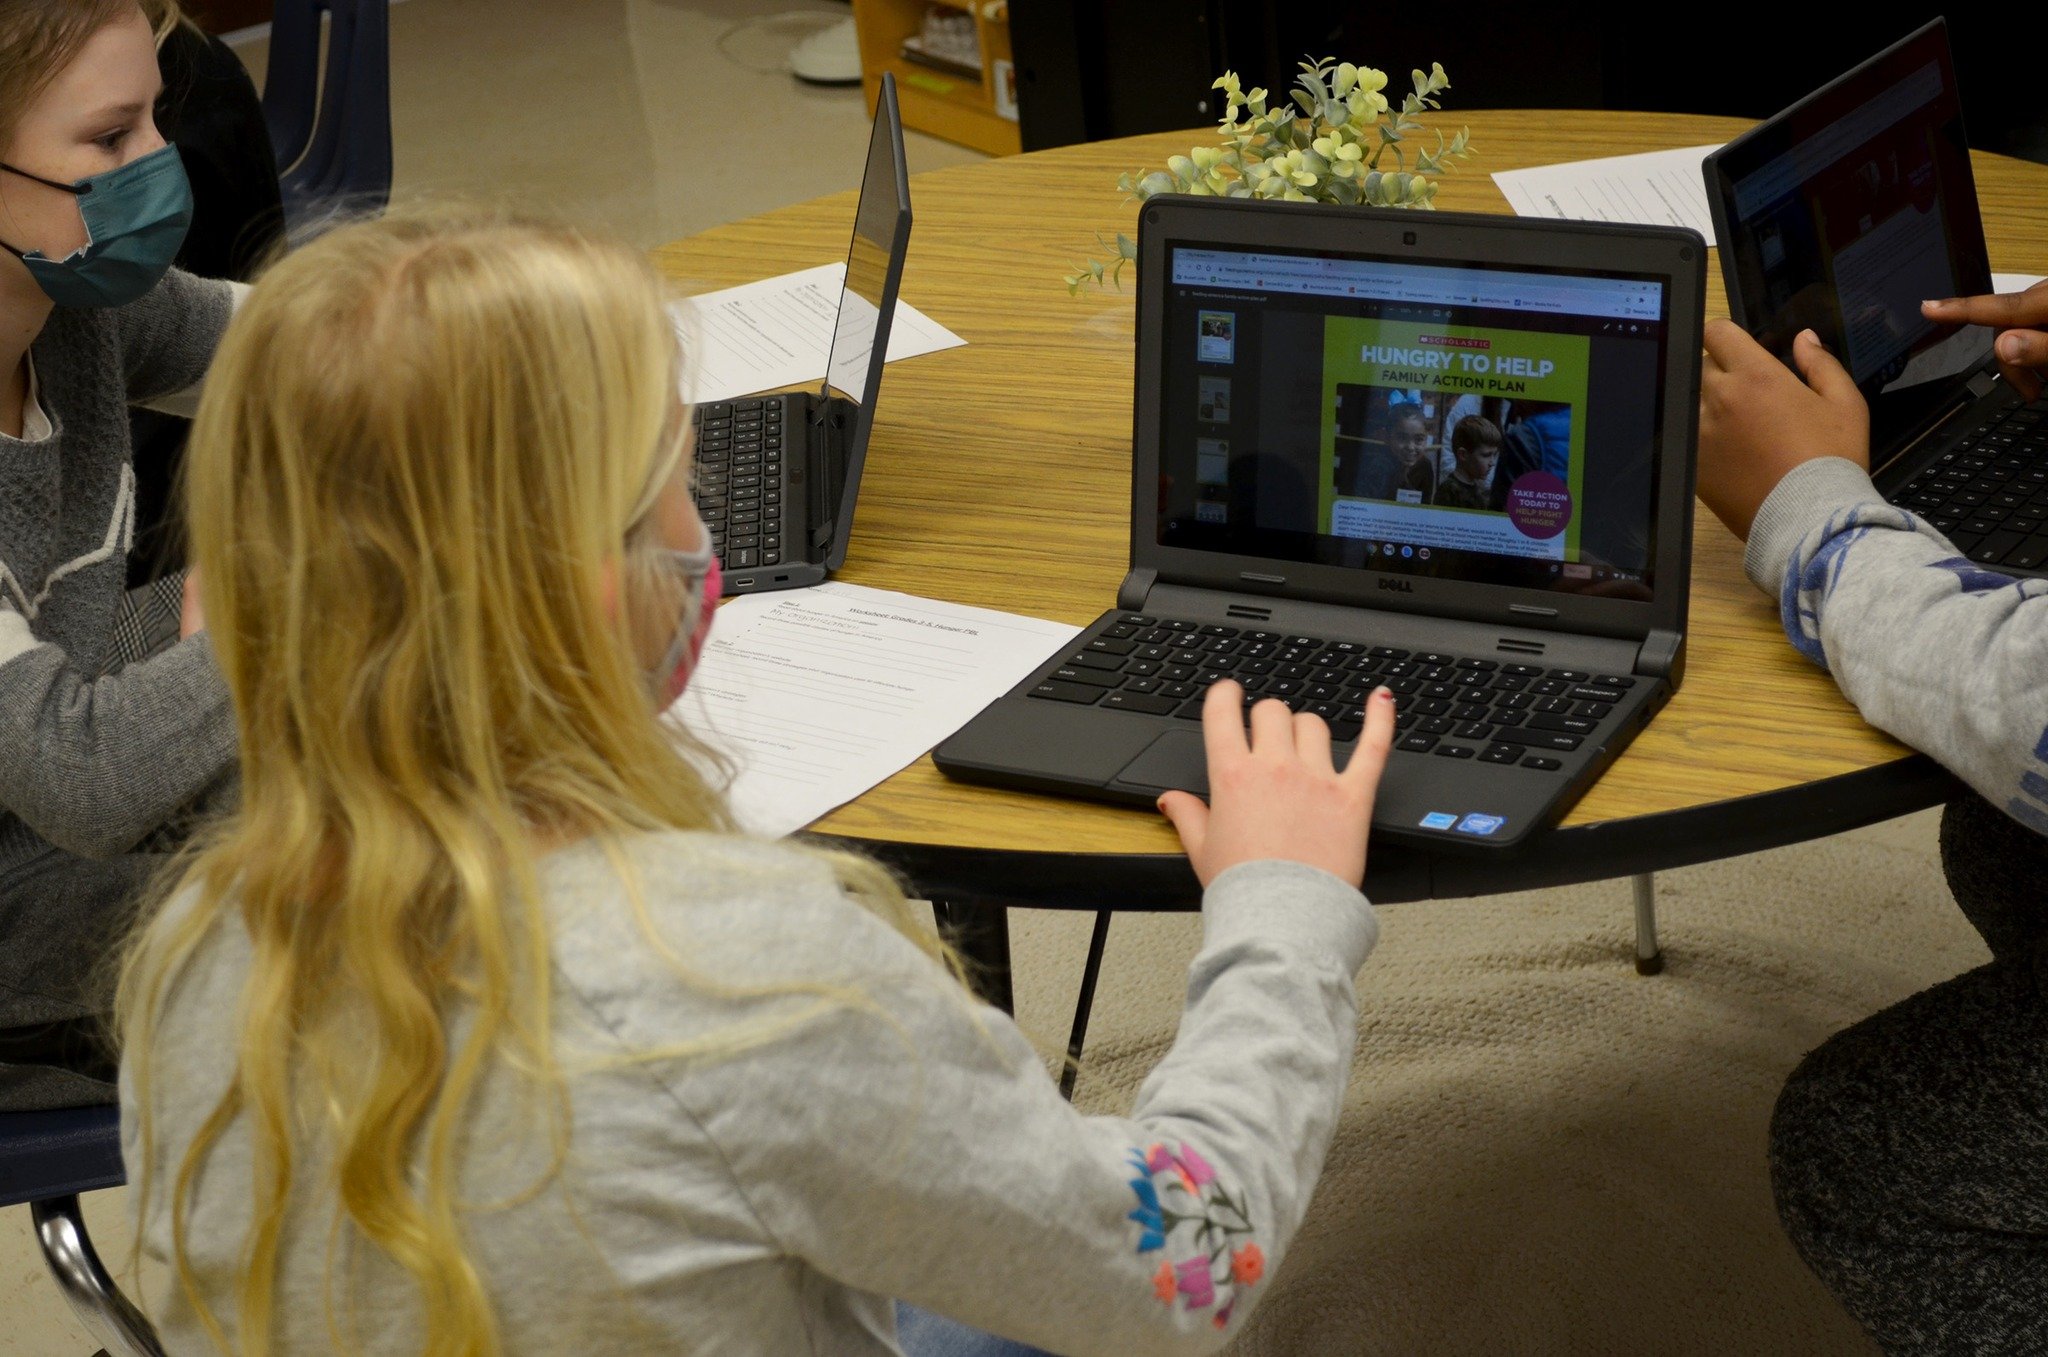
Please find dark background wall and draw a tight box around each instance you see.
[1012,4,2047,164]
[188,0,272,34]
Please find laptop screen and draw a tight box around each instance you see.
[1708,20,1995,462]
[1155,242,1673,598]
[823,82,909,408]
[813,74,910,567]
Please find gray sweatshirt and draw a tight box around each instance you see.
[0,268,238,871]
[121,833,1379,1355]
[1746,456,2048,835]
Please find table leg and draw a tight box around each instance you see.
[932,899,1014,1015]
[1059,910,1114,1103]
[1632,872,1664,976]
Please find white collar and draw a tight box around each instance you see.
[18,352,50,443]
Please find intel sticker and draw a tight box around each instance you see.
[1419,812,1459,831]
[1455,814,1507,837]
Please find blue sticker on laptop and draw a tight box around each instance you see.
[1455,814,1507,837]
[1419,812,1459,830]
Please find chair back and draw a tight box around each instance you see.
[259,0,393,227]
[2,1104,167,1357]
[0,1103,124,1209]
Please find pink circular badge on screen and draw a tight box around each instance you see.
[1505,471,1572,540]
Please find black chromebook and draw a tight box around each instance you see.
[688,72,911,595]
[1705,19,2048,577]
[934,197,1706,851]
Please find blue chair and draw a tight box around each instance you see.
[0,1104,164,1357]
[259,0,393,233]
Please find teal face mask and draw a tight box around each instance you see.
[0,144,192,308]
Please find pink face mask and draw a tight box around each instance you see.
[654,546,720,705]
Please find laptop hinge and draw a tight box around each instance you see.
[1875,369,1996,477]
[807,395,845,552]
[1634,628,1685,684]
[1116,568,1157,612]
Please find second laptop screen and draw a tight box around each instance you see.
[1157,243,1672,599]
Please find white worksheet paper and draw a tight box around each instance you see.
[670,263,966,406]
[666,582,1081,839]
[1994,273,2046,295]
[1493,144,1724,245]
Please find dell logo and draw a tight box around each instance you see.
[1378,577,1412,593]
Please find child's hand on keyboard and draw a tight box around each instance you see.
[1922,280,2048,403]
[1698,320,1870,541]
[1157,680,1395,889]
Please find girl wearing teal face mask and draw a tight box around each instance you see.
[0,0,246,1113]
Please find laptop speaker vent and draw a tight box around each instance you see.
[1226,604,1273,622]
[1496,638,1546,655]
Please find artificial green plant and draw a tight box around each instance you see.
[1066,57,1473,294]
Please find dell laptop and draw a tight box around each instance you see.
[934,196,1706,851]
[687,72,911,595]
[1705,19,2047,576]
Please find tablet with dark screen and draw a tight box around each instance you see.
[1704,19,1997,465]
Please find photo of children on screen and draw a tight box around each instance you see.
[1331,386,1573,515]
[1433,415,1502,510]
[1333,395,1435,503]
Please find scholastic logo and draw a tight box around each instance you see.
[1418,334,1491,350]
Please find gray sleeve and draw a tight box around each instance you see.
[132,281,250,419]
[0,608,236,858]
[675,857,1378,1356]
[1744,456,2048,834]
[112,268,234,405]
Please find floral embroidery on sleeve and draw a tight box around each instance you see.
[1124,1140,1263,1328]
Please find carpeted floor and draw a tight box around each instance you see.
[1006,807,1980,1354]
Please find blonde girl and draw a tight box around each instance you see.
[0,0,244,1111]
[118,207,1398,1357]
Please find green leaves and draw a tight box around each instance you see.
[1066,229,1142,295]
[1067,54,1476,292]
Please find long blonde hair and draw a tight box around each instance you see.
[116,208,949,1356]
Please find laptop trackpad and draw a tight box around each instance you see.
[1115,731,1210,797]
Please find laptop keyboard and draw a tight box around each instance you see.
[1895,404,2048,569]
[1030,615,1638,771]
[691,398,787,570]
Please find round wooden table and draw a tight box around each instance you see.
[653,111,2045,922]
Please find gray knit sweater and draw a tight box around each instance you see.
[0,268,237,873]
[123,834,1378,1355]
[1745,456,2048,835]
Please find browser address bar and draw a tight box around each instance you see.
[1174,252,1661,319]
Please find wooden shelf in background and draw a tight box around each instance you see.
[853,0,1021,157]
[191,0,271,33]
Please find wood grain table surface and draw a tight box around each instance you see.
[650,110,2048,904]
